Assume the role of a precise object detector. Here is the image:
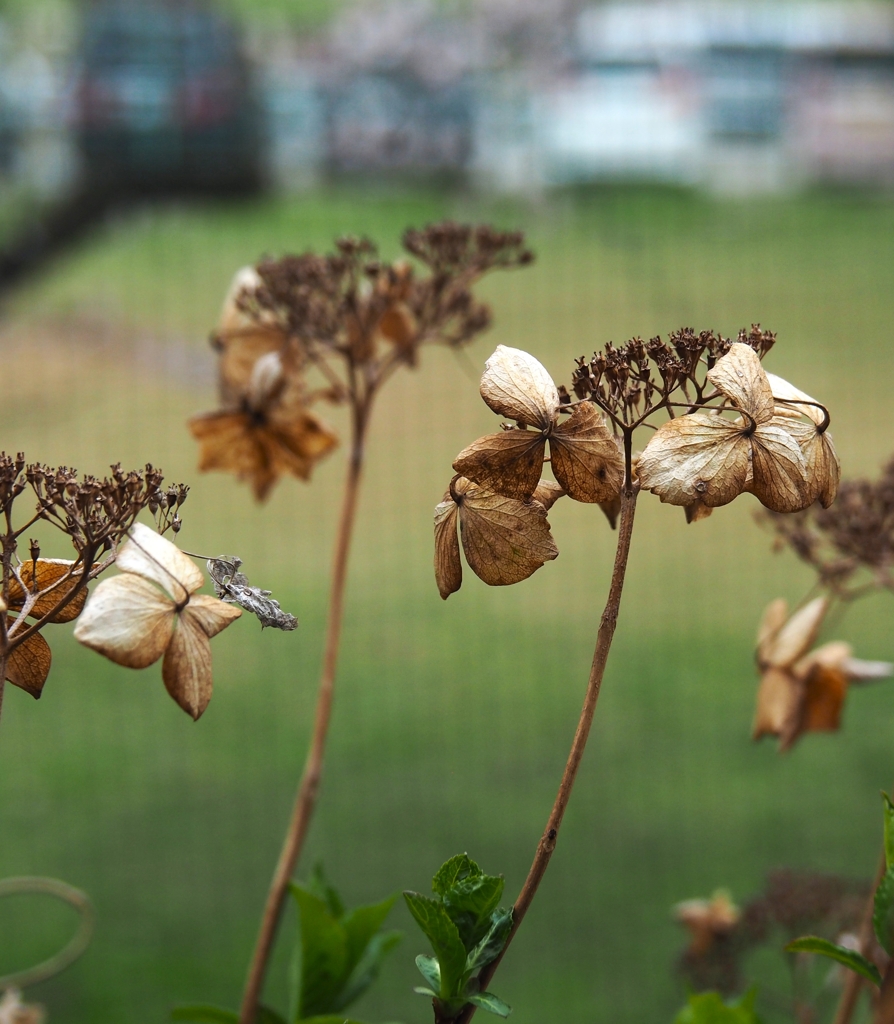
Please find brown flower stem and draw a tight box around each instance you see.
[834,851,887,1024]
[455,483,640,1024]
[239,405,370,1024]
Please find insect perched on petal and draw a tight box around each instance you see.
[74,523,242,720]
[434,475,559,599]
[752,597,892,751]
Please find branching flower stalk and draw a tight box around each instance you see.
[184,223,535,1024]
[432,329,839,1022]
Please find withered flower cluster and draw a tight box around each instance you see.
[751,457,894,751]
[761,455,894,599]
[436,328,839,598]
[0,454,186,705]
[190,223,533,501]
[675,871,874,997]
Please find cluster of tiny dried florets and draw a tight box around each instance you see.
[435,331,839,599]
[761,455,894,598]
[0,454,189,706]
[189,222,533,501]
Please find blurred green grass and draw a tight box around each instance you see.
[1,184,894,1024]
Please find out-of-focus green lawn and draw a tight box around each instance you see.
[1,184,894,1024]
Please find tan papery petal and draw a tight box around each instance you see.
[756,598,789,666]
[189,411,277,500]
[162,609,214,720]
[794,640,852,678]
[549,403,624,503]
[379,302,417,350]
[750,421,811,513]
[73,573,175,668]
[266,410,339,481]
[764,596,828,669]
[752,667,803,750]
[455,479,558,587]
[599,495,622,529]
[6,626,51,697]
[217,326,285,406]
[637,413,750,508]
[452,430,545,500]
[9,558,86,622]
[707,343,775,423]
[117,522,205,601]
[187,594,243,637]
[434,496,462,600]
[218,265,263,334]
[843,657,894,682]
[802,664,848,733]
[684,502,714,524]
[783,419,840,509]
[532,479,566,511]
[479,345,560,429]
[765,373,826,426]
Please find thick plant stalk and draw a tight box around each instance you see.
[456,484,640,1023]
[834,852,886,1024]
[239,416,367,1024]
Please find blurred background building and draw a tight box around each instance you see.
[2,0,894,220]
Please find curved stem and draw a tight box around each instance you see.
[833,850,887,1024]
[455,483,640,1023]
[239,406,369,1024]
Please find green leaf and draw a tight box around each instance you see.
[341,894,398,980]
[290,883,349,1017]
[875,868,894,955]
[298,1017,367,1024]
[403,892,468,999]
[465,909,512,974]
[333,929,402,1012]
[171,1009,239,1024]
[443,874,505,949]
[433,855,482,898]
[413,987,438,998]
[786,936,882,987]
[415,954,441,992]
[884,794,894,870]
[673,990,761,1024]
[467,992,512,1018]
[307,864,346,920]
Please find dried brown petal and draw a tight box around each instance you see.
[532,479,566,511]
[186,594,242,638]
[218,265,264,334]
[453,477,558,587]
[8,558,86,623]
[783,420,841,509]
[379,302,417,350]
[750,421,810,513]
[452,430,545,500]
[548,403,624,503]
[162,608,214,720]
[6,626,52,697]
[216,326,285,407]
[684,502,713,524]
[802,664,848,733]
[637,413,750,509]
[434,495,462,600]
[756,598,789,662]
[479,345,559,430]
[761,596,828,670]
[73,573,175,669]
[116,522,204,601]
[707,342,774,423]
[752,666,802,749]
[766,373,826,426]
[599,495,622,529]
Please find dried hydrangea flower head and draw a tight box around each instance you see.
[0,453,188,717]
[190,223,533,501]
[74,523,241,720]
[0,989,44,1024]
[752,597,891,751]
[436,326,838,597]
[674,890,741,956]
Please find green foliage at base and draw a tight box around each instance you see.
[404,854,512,1018]
[673,990,762,1024]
